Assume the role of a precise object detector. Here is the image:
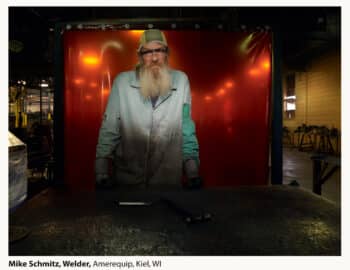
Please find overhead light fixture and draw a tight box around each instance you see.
[17,80,26,85]
[284,95,296,100]
[40,80,49,87]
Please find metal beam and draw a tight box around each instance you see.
[271,30,283,185]
[53,23,65,186]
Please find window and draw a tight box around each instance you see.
[284,74,296,119]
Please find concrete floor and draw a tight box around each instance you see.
[282,146,341,205]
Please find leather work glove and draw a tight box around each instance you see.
[95,158,113,189]
[96,173,113,189]
[185,176,203,190]
[183,159,202,190]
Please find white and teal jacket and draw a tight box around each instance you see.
[95,69,199,186]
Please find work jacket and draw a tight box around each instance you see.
[95,69,199,186]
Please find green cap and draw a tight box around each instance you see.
[138,29,168,51]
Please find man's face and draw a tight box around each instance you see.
[140,41,168,72]
[138,41,171,98]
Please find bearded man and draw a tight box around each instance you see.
[95,29,201,189]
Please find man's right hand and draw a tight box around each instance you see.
[95,158,113,189]
[96,173,113,189]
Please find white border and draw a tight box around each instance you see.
[2,1,349,269]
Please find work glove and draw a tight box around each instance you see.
[95,158,113,189]
[96,173,113,188]
[183,159,202,190]
[184,176,203,190]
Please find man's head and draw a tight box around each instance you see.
[137,29,171,98]
[138,29,168,67]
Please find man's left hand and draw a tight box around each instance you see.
[184,176,202,190]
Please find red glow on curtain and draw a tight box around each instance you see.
[63,30,271,191]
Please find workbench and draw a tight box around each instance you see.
[9,185,340,255]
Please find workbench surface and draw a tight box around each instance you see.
[9,186,340,255]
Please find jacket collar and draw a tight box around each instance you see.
[130,69,177,91]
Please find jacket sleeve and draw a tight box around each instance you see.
[182,76,200,165]
[96,75,122,160]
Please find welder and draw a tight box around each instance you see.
[95,29,201,189]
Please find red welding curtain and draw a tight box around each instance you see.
[63,30,272,191]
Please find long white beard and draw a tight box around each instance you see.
[139,64,171,99]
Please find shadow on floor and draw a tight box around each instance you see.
[282,147,340,205]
